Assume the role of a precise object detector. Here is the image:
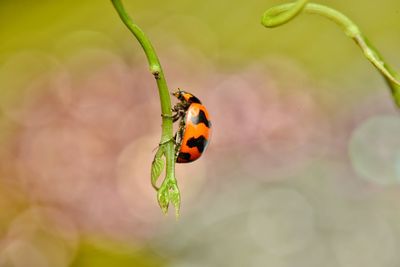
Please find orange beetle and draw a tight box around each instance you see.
[172,89,212,163]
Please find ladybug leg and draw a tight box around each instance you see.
[172,103,182,113]
[172,120,183,153]
[172,112,181,122]
[174,130,181,154]
[169,101,190,158]
[174,110,187,122]
[171,103,187,122]
[174,119,186,155]
[162,112,182,123]
[173,131,181,155]
[161,110,182,122]
[172,102,189,113]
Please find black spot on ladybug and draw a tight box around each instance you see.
[191,110,211,128]
[188,95,201,104]
[186,135,208,153]
[177,152,191,162]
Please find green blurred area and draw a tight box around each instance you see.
[71,239,164,267]
[1,0,399,76]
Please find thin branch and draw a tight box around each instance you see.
[111,0,180,216]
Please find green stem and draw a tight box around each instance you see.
[262,1,400,108]
[111,0,180,215]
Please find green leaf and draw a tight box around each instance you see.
[151,149,164,190]
[156,178,181,217]
[169,183,181,218]
[157,186,169,214]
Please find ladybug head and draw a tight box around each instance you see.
[172,88,202,104]
[172,88,186,101]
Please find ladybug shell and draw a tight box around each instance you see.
[181,92,201,104]
[173,89,202,104]
[177,103,212,163]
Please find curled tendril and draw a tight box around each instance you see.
[262,0,400,108]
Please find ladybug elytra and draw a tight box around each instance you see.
[171,89,212,163]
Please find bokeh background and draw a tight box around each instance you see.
[0,0,400,266]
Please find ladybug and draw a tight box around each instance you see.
[171,89,212,163]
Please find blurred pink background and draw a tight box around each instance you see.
[0,0,400,266]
